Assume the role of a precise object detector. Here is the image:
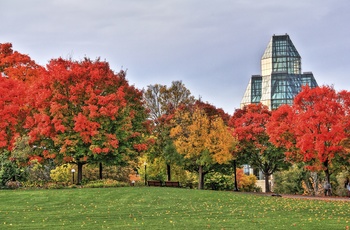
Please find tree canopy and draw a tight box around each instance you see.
[0,43,43,152]
[229,103,287,192]
[268,86,350,183]
[24,58,149,183]
[170,105,236,189]
[143,81,195,181]
[0,43,43,83]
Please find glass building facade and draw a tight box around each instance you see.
[241,34,318,110]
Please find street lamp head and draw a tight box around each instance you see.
[144,162,147,166]
[71,169,76,173]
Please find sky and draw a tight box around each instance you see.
[1,0,350,114]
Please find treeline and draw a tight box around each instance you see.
[1,43,350,195]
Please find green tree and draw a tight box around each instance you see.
[0,136,32,186]
[273,165,305,195]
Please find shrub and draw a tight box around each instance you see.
[50,164,75,184]
[148,173,166,182]
[334,171,350,197]
[20,181,46,188]
[273,165,304,194]
[82,164,134,182]
[239,175,258,192]
[5,181,21,189]
[182,175,198,189]
[46,182,65,189]
[235,168,258,192]
[25,159,53,184]
[205,172,233,190]
[83,179,128,188]
[0,151,27,186]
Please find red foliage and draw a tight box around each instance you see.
[26,58,128,145]
[267,105,296,152]
[73,113,100,143]
[0,44,149,169]
[0,43,43,151]
[0,77,28,150]
[43,150,56,159]
[28,155,43,164]
[229,103,271,152]
[63,156,74,162]
[195,101,231,124]
[268,86,350,171]
[21,57,149,169]
[0,43,43,83]
[133,143,148,152]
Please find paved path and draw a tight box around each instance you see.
[277,194,350,202]
[258,192,350,202]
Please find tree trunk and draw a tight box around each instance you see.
[99,162,103,180]
[233,160,239,191]
[198,165,205,190]
[264,173,270,193]
[167,164,171,181]
[77,162,84,185]
[324,160,330,183]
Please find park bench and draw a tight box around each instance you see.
[164,181,180,187]
[147,180,163,186]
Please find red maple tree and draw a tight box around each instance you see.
[229,103,287,192]
[268,86,350,183]
[0,43,42,152]
[0,77,28,151]
[25,58,149,183]
[0,43,43,83]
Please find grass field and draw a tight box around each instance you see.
[0,187,349,229]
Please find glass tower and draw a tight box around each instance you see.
[241,34,318,110]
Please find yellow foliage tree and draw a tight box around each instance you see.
[170,107,236,189]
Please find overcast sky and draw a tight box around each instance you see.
[1,0,350,114]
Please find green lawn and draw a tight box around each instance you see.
[0,187,349,229]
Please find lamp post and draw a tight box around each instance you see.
[71,168,76,184]
[144,162,147,186]
[233,159,239,191]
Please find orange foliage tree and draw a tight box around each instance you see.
[170,105,236,189]
[268,86,350,183]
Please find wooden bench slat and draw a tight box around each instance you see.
[146,180,181,187]
[164,181,180,187]
[147,180,162,186]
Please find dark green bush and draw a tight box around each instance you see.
[273,165,304,194]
